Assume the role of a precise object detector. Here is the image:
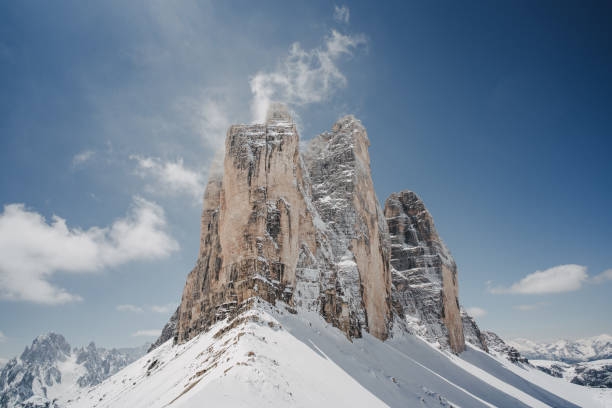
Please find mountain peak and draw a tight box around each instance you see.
[21,332,71,364]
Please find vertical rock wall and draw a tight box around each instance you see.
[174,107,393,344]
[303,116,392,340]
[384,191,465,353]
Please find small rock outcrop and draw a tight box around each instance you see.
[461,310,488,352]
[482,331,528,364]
[148,308,179,352]
[570,363,612,388]
[384,191,465,353]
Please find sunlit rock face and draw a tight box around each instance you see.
[384,191,465,353]
[173,105,393,344]
[151,105,472,353]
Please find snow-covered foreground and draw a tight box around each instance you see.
[66,300,611,408]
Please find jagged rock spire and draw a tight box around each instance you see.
[167,113,393,346]
[152,115,467,354]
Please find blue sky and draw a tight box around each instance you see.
[1,0,611,359]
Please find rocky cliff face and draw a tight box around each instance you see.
[155,105,469,353]
[302,115,392,340]
[384,191,465,353]
[174,106,393,344]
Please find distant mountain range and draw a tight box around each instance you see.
[0,333,147,408]
[507,335,612,389]
[509,334,612,363]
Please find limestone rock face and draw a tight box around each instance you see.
[384,191,465,353]
[173,106,393,344]
[303,115,392,340]
[153,106,472,353]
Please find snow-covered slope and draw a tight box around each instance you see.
[509,334,612,363]
[67,300,611,408]
[0,334,147,408]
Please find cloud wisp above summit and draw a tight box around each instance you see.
[249,29,366,123]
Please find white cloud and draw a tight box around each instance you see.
[249,29,366,122]
[0,197,178,305]
[333,5,350,24]
[72,150,95,166]
[131,155,206,201]
[591,269,612,284]
[488,264,588,295]
[0,331,6,342]
[513,303,547,311]
[150,303,177,314]
[465,307,487,318]
[117,304,144,313]
[132,329,161,337]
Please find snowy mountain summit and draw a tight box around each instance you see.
[509,335,612,363]
[0,333,146,408]
[49,105,612,407]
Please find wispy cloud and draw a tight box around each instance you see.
[513,302,547,311]
[591,269,612,284]
[465,307,487,318]
[249,29,366,122]
[117,303,176,314]
[0,197,178,305]
[488,264,588,295]
[150,303,177,314]
[72,150,95,167]
[197,96,231,149]
[132,329,161,337]
[0,331,6,342]
[333,5,350,24]
[116,304,144,313]
[131,155,206,202]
